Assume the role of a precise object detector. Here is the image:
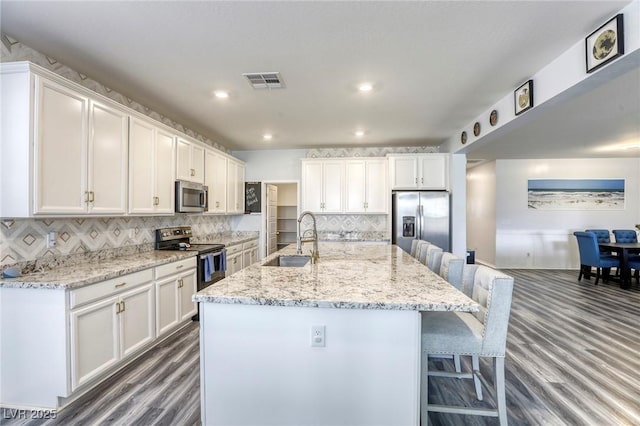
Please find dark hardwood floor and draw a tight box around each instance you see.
[2,269,639,425]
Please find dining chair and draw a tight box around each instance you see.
[612,229,638,243]
[424,245,443,274]
[573,231,620,285]
[627,258,640,285]
[421,265,514,426]
[585,229,611,243]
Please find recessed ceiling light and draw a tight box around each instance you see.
[358,83,373,92]
[355,130,365,137]
[214,91,229,99]
[263,134,273,141]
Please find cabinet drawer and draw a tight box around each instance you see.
[155,257,197,280]
[70,269,153,309]
[225,243,242,255]
[242,239,258,250]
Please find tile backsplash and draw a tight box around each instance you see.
[0,215,232,268]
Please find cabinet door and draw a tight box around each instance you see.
[419,155,447,189]
[176,137,192,182]
[155,275,179,336]
[119,283,155,359]
[227,253,242,276]
[322,161,344,213]
[129,118,156,213]
[345,160,366,213]
[227,160,238,214]
[155,129,176,213]
[301,161,323,212]
[34,77,88,214]
[178,270,197,322]
[250,247,259,265]
[70,297,119,390]
[390,157,419,189]
[205,150,227,213]
[191,144,205,184]
[365,159,388,213]
[88,101,128,214]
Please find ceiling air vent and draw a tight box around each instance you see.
[242,72,285,89]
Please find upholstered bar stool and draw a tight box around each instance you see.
[421,266,514,426]
[416,241,430,262]
[410,239,421,257]
[438,253,465,289]
[423,245,443,273]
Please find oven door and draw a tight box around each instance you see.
[198,249,226,291]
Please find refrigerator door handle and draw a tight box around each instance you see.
[419,204,424,240]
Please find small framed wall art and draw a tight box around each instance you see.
[586,14,624,73]
[514,80,533,115]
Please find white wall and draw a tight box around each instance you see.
[466,161,497,267]
[493,158,640,269]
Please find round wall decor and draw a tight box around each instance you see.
[461,131,467,144]
[473,122,481,137]
[490,110,498,126]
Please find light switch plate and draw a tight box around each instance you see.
[311,325,325,347]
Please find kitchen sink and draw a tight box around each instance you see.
[263,255,312,267]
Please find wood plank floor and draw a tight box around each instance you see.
[2,269,639,425]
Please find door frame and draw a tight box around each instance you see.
[260,180,300,259]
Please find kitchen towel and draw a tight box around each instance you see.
[204,253,214,282]
[220,250,227,272]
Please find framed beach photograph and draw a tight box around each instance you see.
[586,14,624,73]
[514,80,533,115]
[527,178,625,210]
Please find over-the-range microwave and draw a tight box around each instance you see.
[175,180,208,213]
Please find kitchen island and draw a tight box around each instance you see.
[194,242,478,426]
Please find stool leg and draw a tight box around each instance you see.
[472,355,483,400]
[421,351,429,426]
[495,357,507,426]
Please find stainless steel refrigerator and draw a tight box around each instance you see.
[392,191,450,254]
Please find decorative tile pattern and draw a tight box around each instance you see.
[0,215,232,270]
[0,35,231,154]
[306,146,438,158]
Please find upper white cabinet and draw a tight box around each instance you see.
[226,158,245,214]
[129,117,176,215]
[345,159,388,214]
[388,154,448,190]
[176,137,205,184]
[1,63,128,216]
[301,159,344,213]
[204,149,228,214]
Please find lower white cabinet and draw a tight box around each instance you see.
[69,271,154,391]
[242,239,259,268]
[0,256,198,410]
[155,257,197,336]
[226,243,243,276]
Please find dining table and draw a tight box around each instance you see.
[598,242,640,289]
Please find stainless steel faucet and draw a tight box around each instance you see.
[297,210,319,263]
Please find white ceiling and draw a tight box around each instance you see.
[1,1,638,160]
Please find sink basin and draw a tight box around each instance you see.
[263,255,312,267]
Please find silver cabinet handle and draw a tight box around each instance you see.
[115,282,127,288]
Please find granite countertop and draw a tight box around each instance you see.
[192,231,259,247]
[194,242,478,312]
[0,250,195,290]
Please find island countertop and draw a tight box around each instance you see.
[194,242,478,312]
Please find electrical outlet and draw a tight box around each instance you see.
[311,325,325,347]
[47,231,57,248]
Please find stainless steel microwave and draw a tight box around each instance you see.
[175,180,208,213]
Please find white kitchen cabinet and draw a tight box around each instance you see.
[129,117,176,214]
[227,158,245,214]
[242,239,259,268]
[69,270,154,391]
[388,154,448,190]
[301,159,344,213]
[225,243,243,276]
[204,149,228,214]
[154,257,197,336]
[345,158,388,214]
[0,63,128,216]
[176,137,205,184]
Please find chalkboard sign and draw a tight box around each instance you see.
[245,182,261,213]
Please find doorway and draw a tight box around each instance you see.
[262,181,299,257]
